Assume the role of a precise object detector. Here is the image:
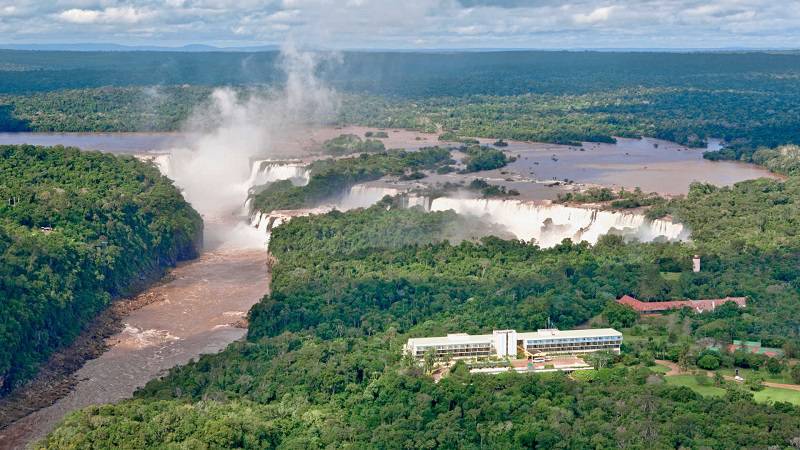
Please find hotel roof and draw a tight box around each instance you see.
[407,333,493,347]
[406,328,622,347]
[518,328,622,340]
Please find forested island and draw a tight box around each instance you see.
[251,147,455,213]
[0,145,202,394]
[39,173,800,448]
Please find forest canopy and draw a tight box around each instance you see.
[0,145,202,393]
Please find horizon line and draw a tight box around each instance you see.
[1,43,799,54]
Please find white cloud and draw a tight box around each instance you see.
[573,5,615,25]
[0,5,17,16]
[0,0,797,49]
[57,6,154,24]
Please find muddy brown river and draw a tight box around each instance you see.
[0,229,269,449]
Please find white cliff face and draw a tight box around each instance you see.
[429,197,688,247]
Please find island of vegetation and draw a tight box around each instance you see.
[459,144,510,173]
[0,145,202,395]
[250,147,454,214]
[321,134,385,156]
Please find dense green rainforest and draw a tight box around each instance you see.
[2,50,800,164]
[0,145,202,394]
[39,174,800,448]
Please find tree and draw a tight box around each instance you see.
[586,351,614,369]
[695,371,711,386]
[746,373,765,391]
[423,348,437,374]
[603,302,638,329]
[790,364,800,384]
[782,341,800,359]
[713,371,725,387]
[766,357,785,376]
[697,354,721,370]
[677,345,692,372]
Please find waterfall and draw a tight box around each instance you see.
[245,160,310,188]
[241,160,311,216]
[151,153,173,177]
[428,197,688,247]
[251,206,334,247]
[335,185,402,210]
[252,184,688,250]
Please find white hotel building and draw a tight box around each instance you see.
[405,328,622,360]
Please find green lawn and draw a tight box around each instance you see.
[664,375,726,397]
[660,272,681,281]
[718,368,792,384]
[752,387,800,405]
[650,364,671,375]
[664,374,800,405]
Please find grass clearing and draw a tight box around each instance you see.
[665,374,800,405]
[664,375,726,397]
[650,364,671,375]
[718,368,793,384]
[660,272,681,281]
[752,387,800,405]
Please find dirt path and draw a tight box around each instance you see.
[0,248,270,449]
[655,360,800,392]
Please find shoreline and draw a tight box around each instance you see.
[0,279,172,430]
[0,248,270,449]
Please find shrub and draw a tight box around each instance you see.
[697,354,721,370]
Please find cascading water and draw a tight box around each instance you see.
[428,197,688,247]
[241,160,310,216]
[251,184,689,249]
[245,160,311,188]
[335,185,402,210]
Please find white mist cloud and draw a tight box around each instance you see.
[160,43,338,247]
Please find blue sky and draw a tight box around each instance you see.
[1,0,799,49]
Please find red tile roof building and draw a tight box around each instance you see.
[617,295,746,313]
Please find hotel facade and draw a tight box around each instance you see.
[405,328,622,360]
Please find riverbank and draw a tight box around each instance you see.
[0,282,170,430]
[0,247,269,449]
